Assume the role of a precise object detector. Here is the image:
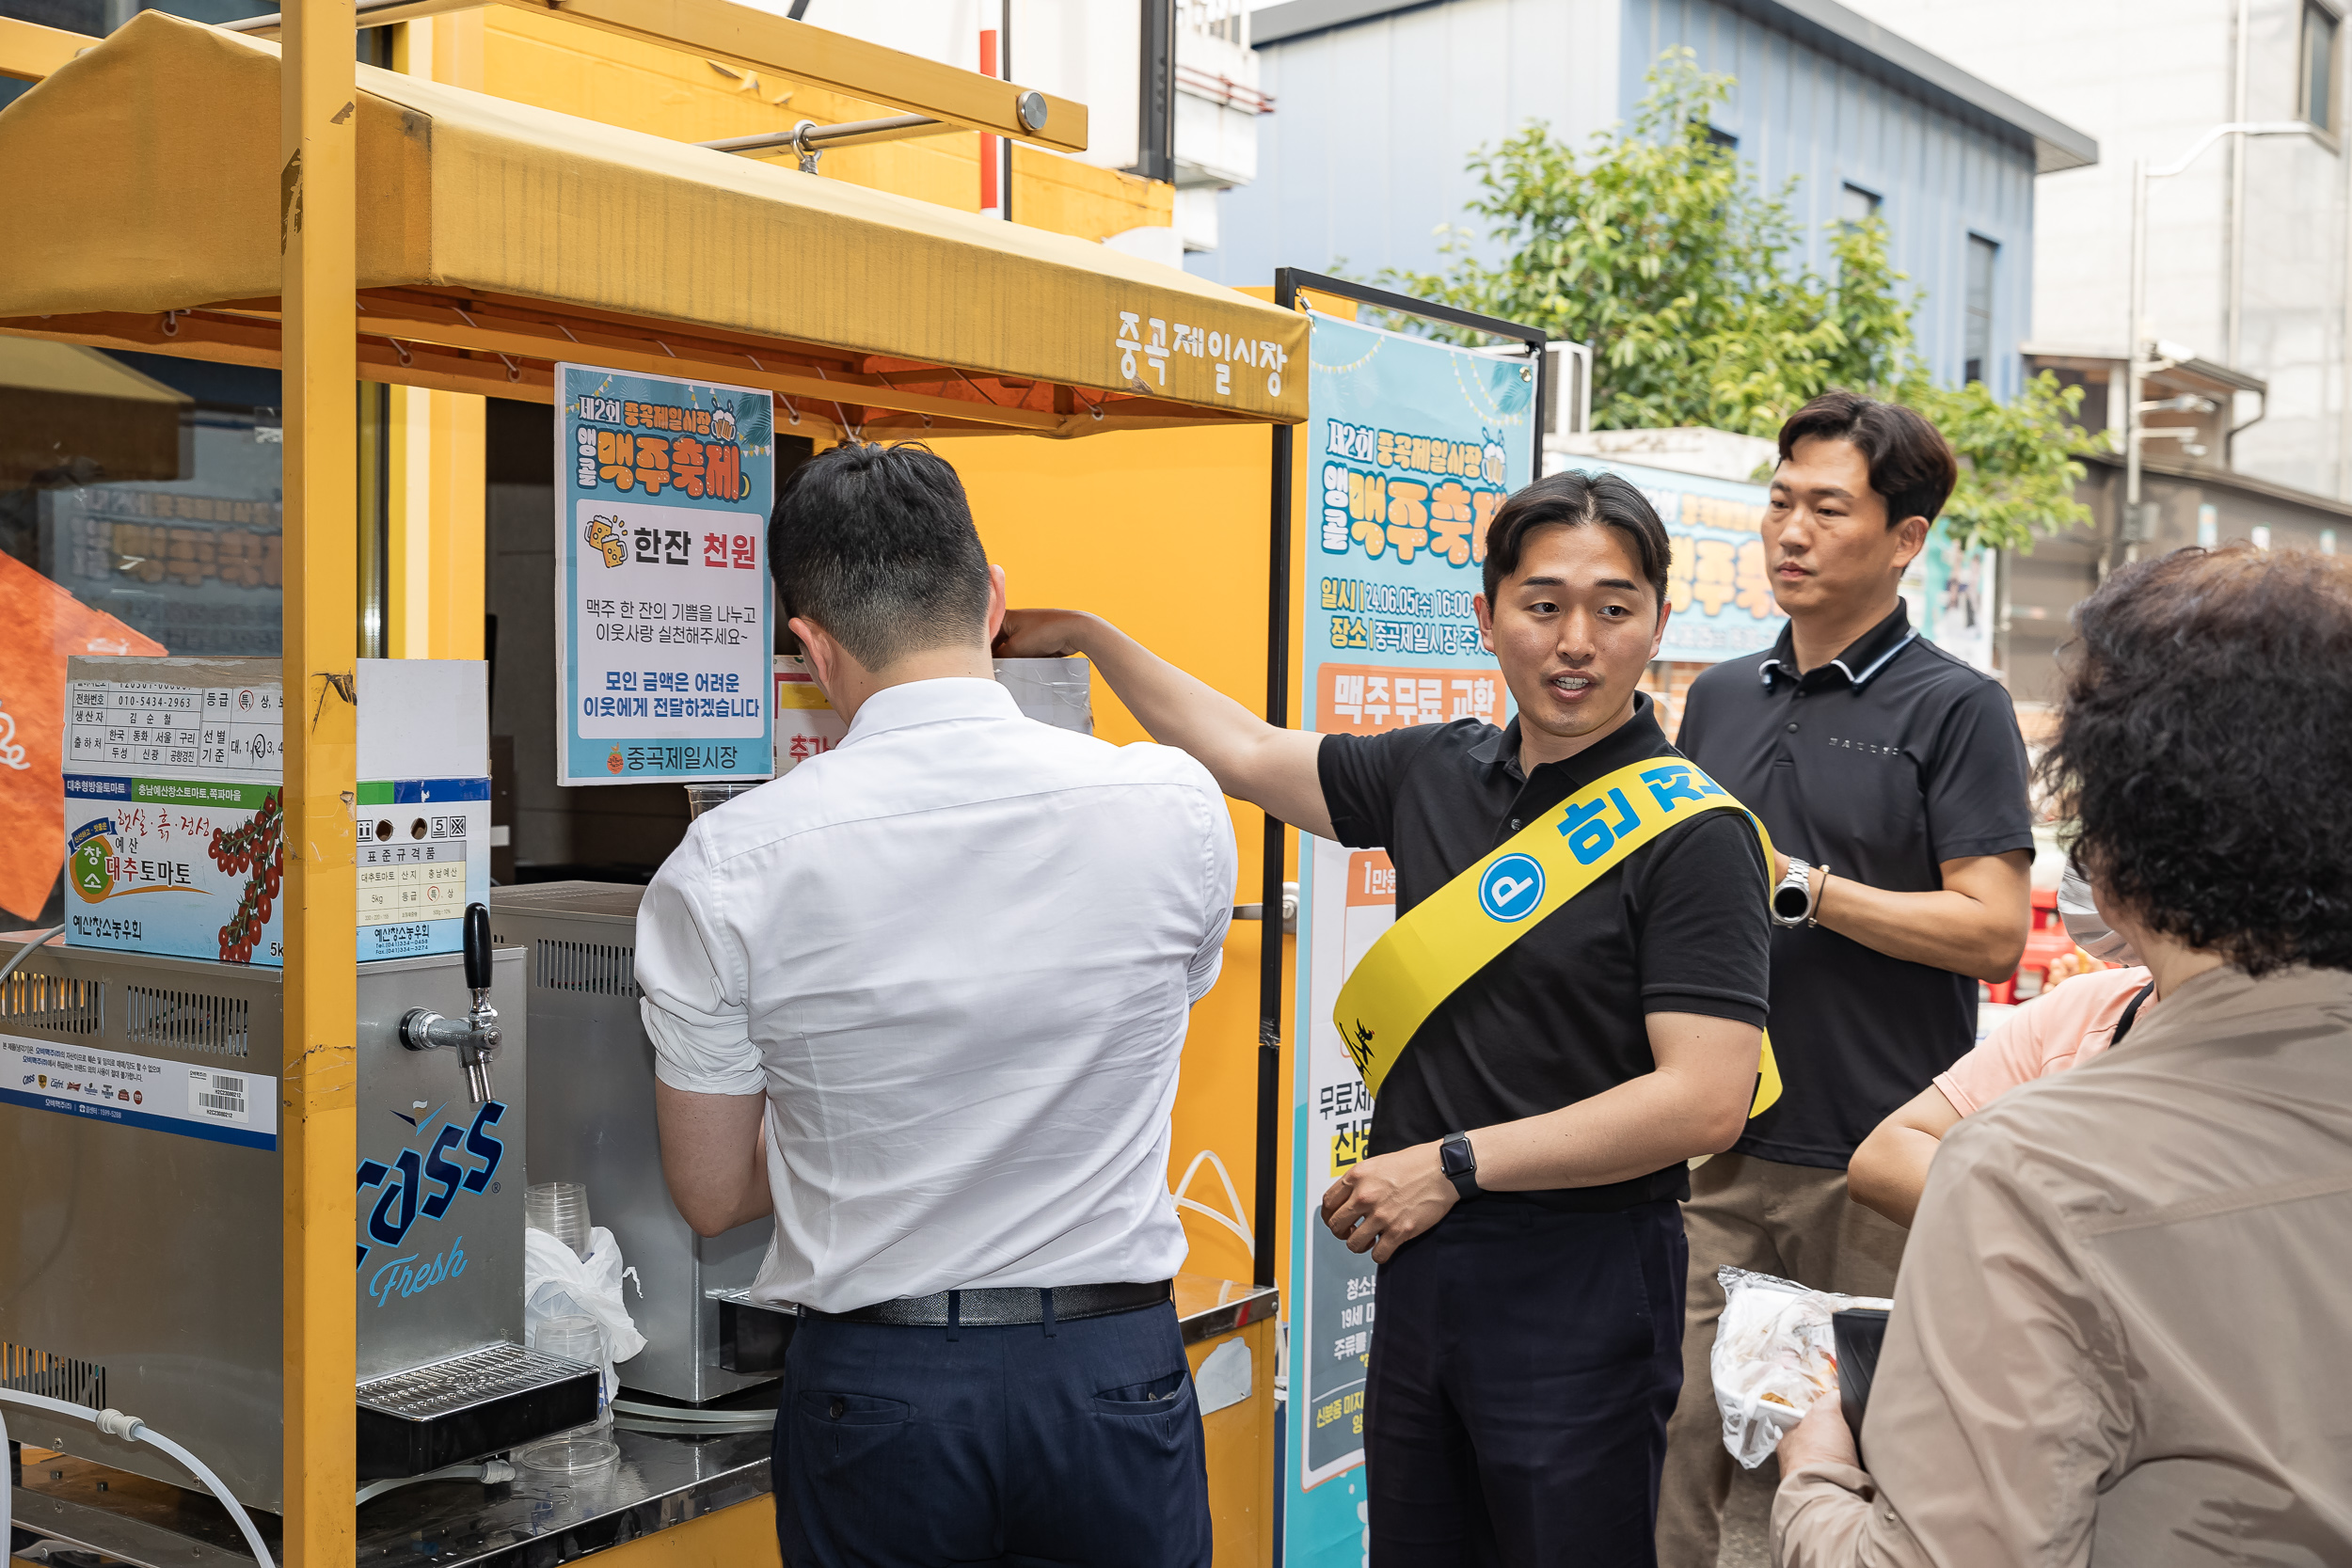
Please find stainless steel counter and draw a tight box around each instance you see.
[8,1279,1278,1568]
[12,1425,770,1568]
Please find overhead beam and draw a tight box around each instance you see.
[347,293,1070,430]
[0,14,90,82]
[225,0,1088,152]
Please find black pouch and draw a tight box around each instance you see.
[1833,1307,1891,1468]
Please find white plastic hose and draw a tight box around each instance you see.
[356,1458,516,1506]
[0,925,66,994]
[0,1388,276,1568]
[611,1398,771,1434]
[1171,1148,1255,1257]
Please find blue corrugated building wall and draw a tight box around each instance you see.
[1196,0,2095,402]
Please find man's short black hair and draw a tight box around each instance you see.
[1776,391,1959,528]
[2042,544,2352,975]
[1481,470,1671,610]
[768,442,992,670]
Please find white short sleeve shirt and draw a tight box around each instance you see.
[634,676,1237,1314]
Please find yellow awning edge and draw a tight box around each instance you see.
[0,10,1306,429]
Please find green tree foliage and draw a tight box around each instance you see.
[1382,50,2102,553]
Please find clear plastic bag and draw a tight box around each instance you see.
[523,1225,646,1402]
[1709,1266,1892,1469]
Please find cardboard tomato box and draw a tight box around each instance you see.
[63,657,488,968]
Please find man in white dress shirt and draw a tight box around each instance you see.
[635,443,1235,1568]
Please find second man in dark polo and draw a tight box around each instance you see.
[1655,392,2035,1568]
[999,471,1772,1566]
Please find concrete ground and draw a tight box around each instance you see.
[1717,1455,1779,1568]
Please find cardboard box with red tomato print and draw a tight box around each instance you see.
[63,657,487,968]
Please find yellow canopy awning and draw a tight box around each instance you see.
[0,10,1305,436]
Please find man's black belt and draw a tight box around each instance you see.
[808,1279,1171,1328]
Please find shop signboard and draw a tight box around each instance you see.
[1914,521,1996,673]
[1562,457,1788,664]
[1286,316,1534,1566]
[554,364,775,786]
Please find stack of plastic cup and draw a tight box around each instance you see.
[683,781,762,820]
[525,1181,591,1260]
[520,1313,619,1472]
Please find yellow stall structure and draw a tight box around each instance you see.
[0,8,1299,1564]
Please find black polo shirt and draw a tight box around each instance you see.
[1317,694,1772,1212]
[1677,604,2034,1168]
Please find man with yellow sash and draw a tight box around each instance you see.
[999,471,1772,1567]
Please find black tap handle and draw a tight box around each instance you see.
[463,902,492,991]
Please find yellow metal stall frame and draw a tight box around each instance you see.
[279,2,361,1560]
[0,13,1298,436]
[0,13,1304,1565]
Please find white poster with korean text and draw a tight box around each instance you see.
[555,364,774,786]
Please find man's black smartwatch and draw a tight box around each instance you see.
[1438,1132,1481,1201]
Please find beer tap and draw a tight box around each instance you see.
[399,902,501,1103]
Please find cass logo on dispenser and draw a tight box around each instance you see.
[355,1101,508,1276]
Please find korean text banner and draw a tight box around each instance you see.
[555,364,774,786]
[1287,315,1534,1568]
[1563,456,1787,664]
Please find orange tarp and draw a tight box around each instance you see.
[0,551,166,919]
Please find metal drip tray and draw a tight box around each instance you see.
[357,1343,600,1479]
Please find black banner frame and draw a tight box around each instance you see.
[1251,270,1549,1286]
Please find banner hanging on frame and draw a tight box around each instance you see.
[1285,312,1535,1567]
[554,363,775,786]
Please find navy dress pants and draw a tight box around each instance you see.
[774,1298,1213,1568]
[1363,1196,1689,1568]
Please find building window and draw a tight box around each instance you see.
[2304,2,2340,132]
[1963,235,1998,386]
[1839,184,1882,226]
[1705,126,1738,151]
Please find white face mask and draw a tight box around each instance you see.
[2058,863,2141,966]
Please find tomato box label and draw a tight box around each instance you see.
[66,774,285,965]
[65,656,492,969]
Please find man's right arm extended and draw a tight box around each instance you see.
[996,610,1334,837]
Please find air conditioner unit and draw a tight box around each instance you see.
[1470,339,1590,443]
[1543,341,1593,439]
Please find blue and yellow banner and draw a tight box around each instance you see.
[1286,315,1534,1554]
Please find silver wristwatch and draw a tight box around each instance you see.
[1771,860,1821,927]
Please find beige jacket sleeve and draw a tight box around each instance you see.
[1772,1110,2135,1567]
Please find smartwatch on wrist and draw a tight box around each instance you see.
[1438,1132,1481,1201]
[1771,860,1822,928]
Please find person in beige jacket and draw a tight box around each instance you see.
[1772,542,2352,1567]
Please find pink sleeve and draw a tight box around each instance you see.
[1934,1005,2054,1117]
[1934,969,2151,1118]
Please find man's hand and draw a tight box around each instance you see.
[1779,1394,1861,1476]
[993,608,1093,660]
[1320,1140,1459,1263]
[993,607,1335,835]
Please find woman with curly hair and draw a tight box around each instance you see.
[1771,543,2352,1567]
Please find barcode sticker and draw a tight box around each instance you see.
[188,1068,250,1124]
[2,1034,278,1151]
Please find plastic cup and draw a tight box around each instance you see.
[683,782,762,820]
[520,1315,618,1472]
[525,1180,591,1259]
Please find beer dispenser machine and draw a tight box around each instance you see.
[0,657,595,1512]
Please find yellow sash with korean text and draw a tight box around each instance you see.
[1332,757,1784,1116]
